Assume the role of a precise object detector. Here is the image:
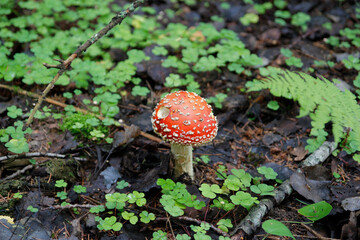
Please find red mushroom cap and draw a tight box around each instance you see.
[151,91,218,146]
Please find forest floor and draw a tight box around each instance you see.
[0,0,359,239]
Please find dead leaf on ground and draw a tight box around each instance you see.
[290,146,308,161]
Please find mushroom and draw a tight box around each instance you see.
[151,90,218,180]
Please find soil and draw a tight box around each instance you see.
[0,0,359,239]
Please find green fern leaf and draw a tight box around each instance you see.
[246,70,360,154]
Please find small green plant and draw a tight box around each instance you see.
[7,106,23,119]
[131,85,150,97]
[240,13,259,26]
[55,179,68,188]
[127,191,146,207]
[13,192,23,199]
[122,211,138,225]
[153,230,167,240]
[0,121,32,154]
[250,183,275,196]
[139,211,156,223]
[267,100,279,111]
[263,201,332,239]
[343,55,360,71]
[57,191,68,200]
[217,219,233,233]
[195,155,211,164]
[247,71,360,154]
[291,12,311,31]
[116,180,129,190]
[298,201,333,222]
[262,219,295,239]
[60,112,109,141]
[257,166,278,180]
[285,56,303,68]
[207,93,228,109]
[73,185,87,194]
[199,184,222,199]
[97,216,122,231]
[158,178,205,217]
[27,205,39,213]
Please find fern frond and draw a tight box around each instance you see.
[247,70,360,153]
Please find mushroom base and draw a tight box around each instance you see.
[171,143,194,181]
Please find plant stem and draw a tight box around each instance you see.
[171,143,194,180]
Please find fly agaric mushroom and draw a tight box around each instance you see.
[151,90,218,180]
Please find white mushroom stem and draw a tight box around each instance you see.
[171,143,194,180]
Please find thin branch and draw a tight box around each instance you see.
[25,0,147,128]
[299,141,337,167]
[42,204,98,210]
[0,83,165,145]
[0,152,87,163]
[0,164,34,182]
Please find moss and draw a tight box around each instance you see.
[46,158,77,182]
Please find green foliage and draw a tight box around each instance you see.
[250,184,275,196]
[89,205,105,214]
[27,205,39,213]
[127,191,146,207]
[0,121,31,154]
[13,192,23,199]
[73,185,87,194]
[257,166,278,180]
[199,184,222,199]
[105,192,128,210]
[57,191,68,200]
[211,197,235,211]
[116,180,129,190]
[139,211,156,223]
[230,191,259,210]
[152,46,168,56]
[97,216,122,231]
[121,211,138,225]
[267,100,279,111]
[262,219,295,239]
[285,56,303,68]
[5,138,29,154]
[298,201,333,222]
[217,219,233,233]
[291,12,311,31]
[354,154,360,163]
[157,178,205,217]
[60,112,109,141]
[240,13,259,26]
[153,230,167,240]
[7,106,23,119]
[343,55,360,71]
[247,71,360,154]
[195,155,211,164]
[207,93,228,109]
[131,86,150,97]
[55,179,68,188]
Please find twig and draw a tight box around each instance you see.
[300,223,339,240]
[300,141,337,167]
[0,83,165,145]
[0,152,87,162]
[230,141,336,239]
[25,0,147,128]
[42,204,98,210]
[0,164,34,182]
